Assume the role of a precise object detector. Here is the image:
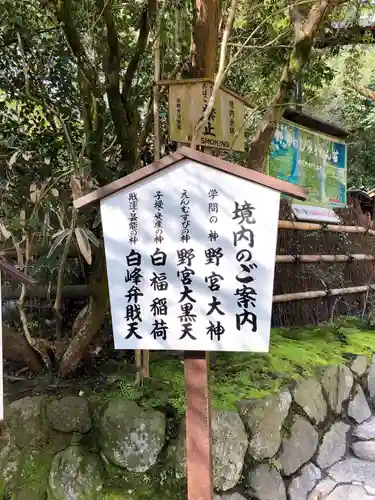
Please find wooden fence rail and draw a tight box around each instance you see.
[278,220,375,237]
[2,282,374,305]
[273,285,375,303]
[2,285,91,301]
[276,254,375,263]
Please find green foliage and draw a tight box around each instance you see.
[12,450,52,500]
[0,0,369,277]
[309,45,375,190]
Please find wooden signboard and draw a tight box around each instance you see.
[74,147,306,500]
[166,79,246,152]
[101,160,279,352]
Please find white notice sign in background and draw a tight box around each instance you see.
[101,159,280,352]
[291,204,341,224]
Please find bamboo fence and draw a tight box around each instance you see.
[1,199,374,330]
[272,199,375,326]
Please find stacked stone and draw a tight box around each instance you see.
[172,354,375,499]
[223,355,375,500]
[3,354,375,499]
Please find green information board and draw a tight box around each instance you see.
[268,119,347,207]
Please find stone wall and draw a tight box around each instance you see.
[2,355,375,499]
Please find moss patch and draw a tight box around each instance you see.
[4,447,54,500]
[102,461,185,500]
[107,317,375,414]
[99,494,134,500]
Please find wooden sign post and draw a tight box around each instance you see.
[0,260,36,423]
[184,350,212,500]
[74,147,306,500]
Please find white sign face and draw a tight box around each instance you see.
[101,159,280,352]
[291,204,341,224]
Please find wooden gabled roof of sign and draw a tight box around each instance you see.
[74,147,307,210]
[0,259,36,285]
[283,108,348,140]
[156,78,253,107]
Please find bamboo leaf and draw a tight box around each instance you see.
[20,210,26,227]
[53,115,61,129]
[75,227,92,265]
[84,228,100,247]
[29,183,40,203]
[71,177,82,200]
[8,151,19,167]
[0,222,11,240]
[22,151,32,161]
[52,229,70,240]
[93,211,101,228]
[47,229,70,258]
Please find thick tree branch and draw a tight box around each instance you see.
[248,0,347,172]
[122,0,157,107]
[17,32,79,172]
[52,0,102,99]
[59,246,108,377]
[97,0,130,161]
[351,84,375,102]
[315,26,373,48]
[39,0,106,177]
[77,72,106,180]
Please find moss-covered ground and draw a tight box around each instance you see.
[3,317,375,500]
[108,317,375,415]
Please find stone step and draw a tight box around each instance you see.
[324,484,375,499]
[308,458,375,499]
[354,416,375,440]
[328,457,375,493]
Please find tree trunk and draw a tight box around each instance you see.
[248,0,347,172]
[192,0,220,78]
[3,327,43,373]
[58,248,109,377]
[192,0,221,367]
